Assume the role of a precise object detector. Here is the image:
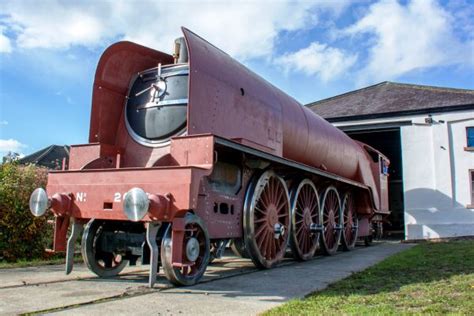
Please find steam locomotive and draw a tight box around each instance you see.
[29,28,389,287]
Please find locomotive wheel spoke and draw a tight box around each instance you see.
[261,190,271,207]
[341,193,359,251]
[320,186,342,256]
[267,237,273,259]
[244,170,290,269]
[255,217,267,224]
[258,230,268,254]
[289,179,321,261]
[255,206,267,215]
[255,223,267,238]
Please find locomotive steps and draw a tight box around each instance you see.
[0,242,413,315]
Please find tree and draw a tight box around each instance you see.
[2,151,20,164]
[0,162,50,261]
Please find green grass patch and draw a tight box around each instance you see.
[266,240,474,315]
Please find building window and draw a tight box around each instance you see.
[467,127,474,148]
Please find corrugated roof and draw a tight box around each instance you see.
[307,81,474,120]
[19,145,70,169]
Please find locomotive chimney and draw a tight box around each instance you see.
[173,37,188,64]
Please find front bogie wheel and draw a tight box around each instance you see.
[161,213,210,286]
[81,219,128,277]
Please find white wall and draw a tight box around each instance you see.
[402,111,474,239]
[336,109,474,240]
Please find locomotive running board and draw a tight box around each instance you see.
[214,136,369,190]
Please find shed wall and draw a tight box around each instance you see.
[334,109,474,240]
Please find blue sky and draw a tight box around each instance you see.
[0,0,473,157]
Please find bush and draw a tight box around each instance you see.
[0,162,50,262]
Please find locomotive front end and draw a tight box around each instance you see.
[28,143,213,286]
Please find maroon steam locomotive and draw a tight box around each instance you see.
[29,28,389,287]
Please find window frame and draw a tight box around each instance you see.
[466,126,474,150]
[469,169,474,209]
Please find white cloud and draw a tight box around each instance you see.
[3,0,471,87]
[275,42,357,81]
[0,26,12,53]
[55,91,74,105]
[0,138,27,155]
[0,120,8,126]
[1,0,348,60]
[345,0,474,83]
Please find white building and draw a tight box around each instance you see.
[309,82,474,240]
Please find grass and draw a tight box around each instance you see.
[265,240,474,315]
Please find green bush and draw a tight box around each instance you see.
[0,162,50,262]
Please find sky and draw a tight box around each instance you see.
[0,0,473,157]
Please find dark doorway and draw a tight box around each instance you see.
[346,128,405,236]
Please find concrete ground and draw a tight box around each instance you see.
[0,242,413,315]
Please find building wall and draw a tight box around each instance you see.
[335,109,474,240]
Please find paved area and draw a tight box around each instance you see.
[0,242,413,315]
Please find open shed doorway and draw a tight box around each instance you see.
[346,128,405,238]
